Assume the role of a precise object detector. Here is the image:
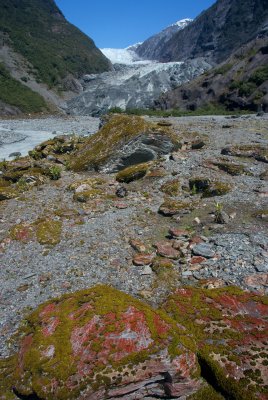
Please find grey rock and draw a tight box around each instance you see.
[192,243,215,258]
[215,211,230,224]
[116,187,128,198]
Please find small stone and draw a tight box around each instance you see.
[191,256,206,264]
[182,271,192,277]
[129,239,147,253]
[244,273,268,287]
[199,278,226,289]
[169,228,189,238]
[155,241,180,260]
[255,264,268,273]
[191,140,205,150]
[215,211,230,224]
[192,243,215,258]
[189,236,204,246]
[141,265,153,275]
[173,240,187,251]
[194,217,201,225]
[133,253,155,266]
[115,202,128,209]
[116,186,128,198]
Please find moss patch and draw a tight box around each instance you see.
[160,179,180,196]
[35,219,62,246]
[116,163,150,183]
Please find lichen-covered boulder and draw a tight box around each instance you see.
[164,286,268,400]
[70,114,181,172]
[0,285,202,400]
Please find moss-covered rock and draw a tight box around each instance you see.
[213,161,247,176]
[203,181,232,198]
[159,198,194,216]
[0,186,19,201]
[189,178,232,198]
[0,285,202,399]
[160,179,180,196]
[35,219,62,246]
[73,189,103,203]
[69,114,181,172]
[116,162,150,183]
[222,145,268,163]
[164,286,268,400]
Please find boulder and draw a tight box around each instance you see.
[70,115,181,172]
[0,285,202,399]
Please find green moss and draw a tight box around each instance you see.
[198,353,256,400]
[160,179,180,196]
[159,198,194,216]
[189,384,224,399]
[116,163,150,183]
[73,189,103,203]
[70,115,180,172]
[214,162,247,176]
[0,186,19,201]
[203,181,232,198]
[35,219,62,246]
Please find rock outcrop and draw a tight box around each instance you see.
[70,114,181,172]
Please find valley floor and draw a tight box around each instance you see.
[0,114,267,359]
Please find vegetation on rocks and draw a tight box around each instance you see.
[116,163,150,183]
[160,179,180,196]
[70,114,181,172]
[0,285,199,399]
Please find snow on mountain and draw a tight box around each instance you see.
[172,18,193,28]
[101,48,137,64]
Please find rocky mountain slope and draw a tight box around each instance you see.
[135,18,192,61]
[136,0,268,64]
[155,37,268,112]
[0,113,267,399]
[0,0,111,115]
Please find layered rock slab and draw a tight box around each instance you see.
[164,287,268,400]
[0,285,201,400]
[70,114,181,172]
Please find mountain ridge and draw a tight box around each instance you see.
[144,0,268,63]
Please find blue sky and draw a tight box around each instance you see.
[55,0,216,48]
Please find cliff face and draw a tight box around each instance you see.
[0,0,111,114]
[137,0,268,64]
